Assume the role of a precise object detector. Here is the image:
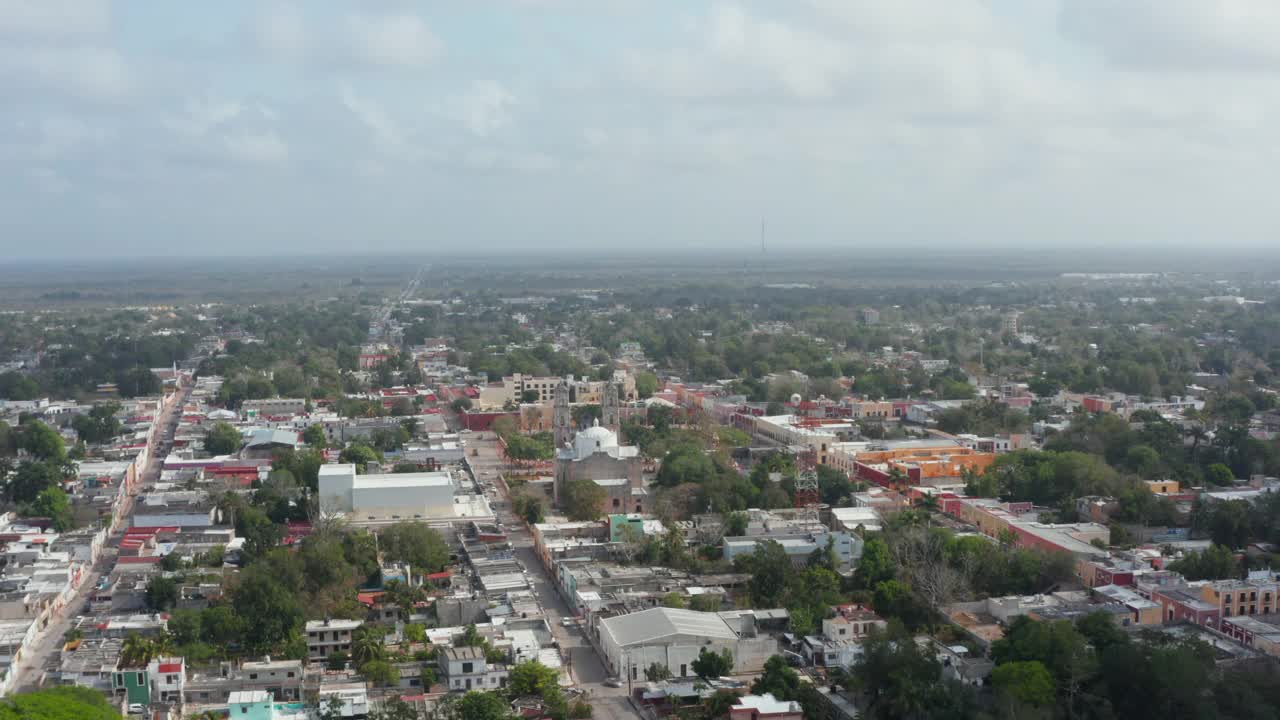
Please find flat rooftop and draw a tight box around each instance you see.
[352,472,453,489]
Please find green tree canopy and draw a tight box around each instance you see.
[634,371,659,399]
[232,569,304,654]
[690,647,733,680]
[563,479,607,521]
[24,486,74,531]
[442,692,515,720]
[338,442,381,469]
[378,522,450,574]
[992,660,1056,709]
[20,420,66,461]
[1168,544,1238,581]
[0,687,124,720]
[301,424,327,448]
[144,575,178,611]
[204,422,242,455]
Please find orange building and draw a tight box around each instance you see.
[846,445,996,487]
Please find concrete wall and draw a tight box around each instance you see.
[318,465,355,513]
[436,598,490,626]
[351,482,453,518]
[602,634,778,680]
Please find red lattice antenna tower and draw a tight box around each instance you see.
[794,470,819,509]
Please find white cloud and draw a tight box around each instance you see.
[708,4,852,100]
[804,0,1003,42]
[11,1,1280,255]
[340,83,405,150]
[346,13,442,68]
[29,166,71,194]
[621,3,855,101]
[452,81,518,137]
[168,97,244,137]
[0,45,133,102]
[34,115,109,158]
[0,0,111,39]
[255,2,308,61]
[224,132,289,165]
[1059,0,1280,71]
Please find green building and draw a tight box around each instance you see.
[112,668,150,706]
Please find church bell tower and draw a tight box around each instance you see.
[553,379,571,447]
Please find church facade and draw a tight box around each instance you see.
[553,379,649,515]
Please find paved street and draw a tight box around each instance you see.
[11,380,191,692]
[464,432,641,720]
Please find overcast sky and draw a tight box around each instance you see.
[3,0,1279,258]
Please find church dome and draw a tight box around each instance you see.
[573,418,618,457]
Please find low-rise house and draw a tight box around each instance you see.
[131,492,217,528]
[1221,615,1280,656]
[1091,584,1162,625]
[93,614,168,639]
[800,606,887,669]
[241,428,301,459]
[829,507,882,533]
[147,656,185,704]
[319,684,370,718]
[731,693,803,720]
[56,637,123,690]
[936,642,992,688]
[823,606,886,640]
[1147,584,1220,628]
[439,646,508,692]
[306,619,363,664]
[184,658,304,705]
[722,531,862,569]
[241,398,308,418]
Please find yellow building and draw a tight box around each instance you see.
[1200,579,1278,620]
[1145,479,1180,494]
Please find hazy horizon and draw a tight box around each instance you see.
[5,1,1280,258]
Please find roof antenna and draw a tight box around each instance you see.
[759,218,766,289]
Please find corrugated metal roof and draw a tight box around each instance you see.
[601,607,737,647]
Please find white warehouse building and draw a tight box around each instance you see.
[598,607,778,682]
[318,464,456,521]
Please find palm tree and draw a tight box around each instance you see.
[150,631,174,659]
[918,493,939,526]
[350,625,386,668]
[919,493,939,514]
[121,632,153,667]
[886,466,907,489]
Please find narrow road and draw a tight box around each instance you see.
[11,380,191,693]
[465,433,641,720]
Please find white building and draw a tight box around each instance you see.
[305,619,363,663]
[318,464,456,520]
[722,532,862,568]
[131,492,216,528]
[439,646,509,692]
[241,398,308,417]
[829,507,882,533]
[598,607,777,681]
